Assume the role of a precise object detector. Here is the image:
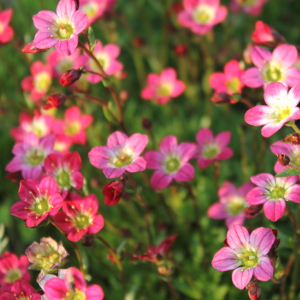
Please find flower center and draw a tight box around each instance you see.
[193,4,215,24]
[226,197,246,216]
[157,83,173,97]
[269,105,292,123]
[64,121,81,136]
[32,197,51,216]
[202,143,220,159]
[24,118,47,138]
[64,289,86,300]
[112,147,134,168]
[291,153,300,167]
[92,52,110,71]
[237,249,259,269]
[34,72,52,93]
[56,17,75,39]
[5,268,21,283]
[36,252,61,270]
[56,168,72,189]
[164,156,181,173]
[225,77,241,94]
[26,148,45,166]
[267,185,287,201]
[82,3,98,19]
[74,213,92,230]
[263,62,285,83]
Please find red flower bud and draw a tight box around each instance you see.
[133,37,144,47]
[277,154,290,166]
[173,44,188,56]
[43,93,68,110]
[244,204,263,217]
[102,180,125,205]
[283,133,300,145]
[142,118,152,130]
[223,238,229,247]
[60,67,86,87]
[6,171,23,182]
[211,92,238,105]
[22,41,48,54]
[247,282,261,300]
[171,2,183,13]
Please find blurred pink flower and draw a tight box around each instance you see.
[230,0,268,15]
[32,0,88,55]
[145,135,196,190]
[178,0,227,35]
[0,9,14,44]
[141,68,185,105]
[0,280,41,300]
[88,131,148,178]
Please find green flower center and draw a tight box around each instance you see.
[268,185,287,201]
[26,119,47,138]
[237,249,259,269]
[270,106,292,123]
[227,197,246,216]
[74,213,91,230]
[82,3,98,19]
[225,77,240,94]
[5,268,21,283]
[92,53,110,71]
[64,289,86,300]
[291,154,300,167]
[158,83,172,97]
[36,251,61,269]
[56,168,72,189]
[112,147,134,168]
[193,4,215,24]
[202,143,220,159]
[26,148,45,166]
[263,62,285,83]
[34,72,51,93]
[32,197,51,216]
[64,122,81,136]
[164,156,181,173]
[56,18,75,39]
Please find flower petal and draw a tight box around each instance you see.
[253,257,274,281]
[212,247,240,271]
[250,227,275,255]
[232,267,253,290]
[227,225,250,249]
[150,170,173,190]
[263,199,286,222]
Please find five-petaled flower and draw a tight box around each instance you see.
[0,9,14,44]
[0,280,41,300]
[212,225,275,289]
[229,0,269,16]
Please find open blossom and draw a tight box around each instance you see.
[10,111,54,142]
[230,0,268,15]
[53,106,93,145]
[212,225,275,289]
[6,133,56,180]
[11,177,63,227]
[210,60,244,95]
[208,181,253,227]
[246,173,300,222]
[145,136,196,190]
[0,280,41,300]
[177,0,227,35]
[0,9,14,44]
[53,194,104,242]
[44,152,84,197]
[244,82,300,138]
[242,44,300,88]
[32,0,88,55]
[141,68,185,105]
[194,128,233,169]
[21,61,52,102]
[88,131,148,178]
[0,252,30,292]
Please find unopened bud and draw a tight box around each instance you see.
[283,133,300,145]
[43,93,68,110]
[245,204,263,217]
[173,44,188,56]
[223,238,229,247]
[247,282,261,300]
[133,37,144,47]
[171,2,183,13]
[211,92,237,105]
[277,154,290,166]
[142,118,152,130]
[60,67,86,87]
[82,234,94,247]
[22,41,48,54]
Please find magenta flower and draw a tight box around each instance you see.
[44,152,84,198]
[208,181,254,227]
[145,135,196,190]
[246,173,300,222]
[0,9,14,44]
[242,44,300,88]
[88,131,148,178]
[210,60,244,95]
[21,61,52,102]
[43,267,104,300]
[178,0,227,35]
[6,133,56,180]
[244,82,300,138]
[230,0,268,15]
[141,68,185,105]
[0,252,30,292]
[212,225,275,289]
[53,194,104,242]
[0,280,41,300]
[10,177,63,227]
[53,106,93,145]
[194,128,233,169]
[32,0,88,55]
[10,111,54,142]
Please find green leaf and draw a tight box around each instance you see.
[87,26,96,51]
[102,77,112,87]
[103,101,118,124]
[276,168,300,177]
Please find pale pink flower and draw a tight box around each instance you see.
[145,136,196,190]
[242,44,300,88]
[141,68,185,105]
[21,61,52,102]
[246,173,300,222]
[230,0,268,15]
[88,131,148,178]
[6,133,56,180]
[212,225,275,289]
[194,128,233,169]
[32,0,88,55]
[244,82,300,138]
[0,9,14,44]
[178,0,227,35]
[210,60,244,95]
[208,181,254,227]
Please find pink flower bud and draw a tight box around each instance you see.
[43,93,68,110]
[211,92,237,105]
[244,204,263,217]
[22,41,48,54]
[173,44,188,56]
[60,67,86,87]
[247,282,261,300]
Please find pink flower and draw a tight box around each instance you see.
[145,135,196,190]
[79,40,123,83]
[242,44,300,88]
[53,106,93,145]
[210,60,244,95]
[0,9,14,44]
[0,280,41,300]
[53,194,104,242]
[44,152,84,197]
[141,68,185,105]
[6,133,56,180]
[194,128,233,169]
[80,0,116,26]
[10,111,54,142]
[88,131,148,178]
[244,82,300,138]
[0,252,30,292]
[208,181,254,227]
[230,0,268,15]
[212,225,275,289]
[178,0,227,35]
[246,173,300,222]
[32,0,88,55]
[21,61,52,102]
[10,177,63,227]
[270,141,300,173]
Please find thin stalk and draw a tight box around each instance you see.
[166,276,179,300]
[286,122,300,134]
[213,161,220,189]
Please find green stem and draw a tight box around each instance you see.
[286,122,300,134]
[166,276,179,300]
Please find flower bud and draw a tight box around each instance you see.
[171,2,183,13]
[133,37,144,47]
[211,92,238,105]
[6,171,23,182]
[60,66,86,87]
[102,180,125,205]
[142,118,152,130]
[244,204,263,217]
[22,41,48,54]
[173,44,188,56]
[283,133,300,145]
[277,154,290,166]
[43,93,68,110]
[82,234,94,247]
[247,282,261,300]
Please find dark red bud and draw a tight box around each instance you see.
[133,37,144,47]
[142,118,152,130]
[102,180,125,205]
[244,204,263,217]
[223,238,229,247]
[247,282,261,300]
[60,67,86,87]
[173,44,188,56]
[283,133,300,145]
[277,154,290,166]
[43,93,68,110]
[82,234,94,247]
[6,172,23,182]
[272,229,278,237]
[171,2,183,13]
[73,0,79,10]
[22,42,48,54]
